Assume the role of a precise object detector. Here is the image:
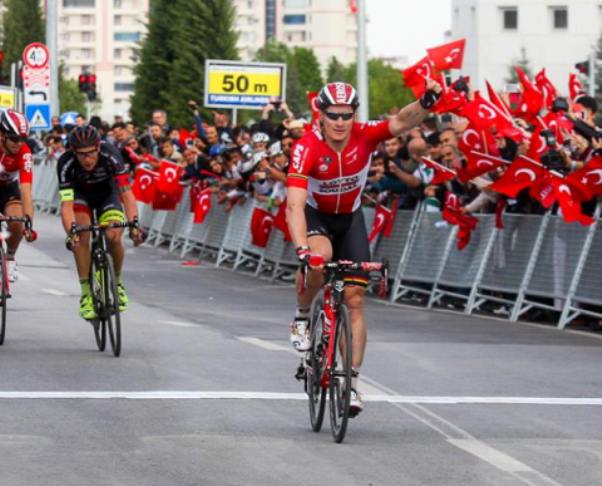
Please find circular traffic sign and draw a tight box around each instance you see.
[22,43,50,69]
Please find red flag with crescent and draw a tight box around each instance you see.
[132,167,157,204]
[250,207,275,247]
[426,38,466,71]
[273,200,291,241]
[193,188,213,224]
[368,204,392,243]
[489,156,545,198]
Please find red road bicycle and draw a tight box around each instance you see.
[299,258,387,443]
[0,216,36,345]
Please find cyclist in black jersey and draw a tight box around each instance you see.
[57,125,143,320]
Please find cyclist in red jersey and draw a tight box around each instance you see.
[0,109,36,282]
[286,80,442,415]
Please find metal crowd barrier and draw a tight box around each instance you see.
[31,159,602,330]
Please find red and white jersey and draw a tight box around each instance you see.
[0,143,33,185]
[287,120,392,214]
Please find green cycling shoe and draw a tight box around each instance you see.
[117,282,128,312]
[79,293,97,320]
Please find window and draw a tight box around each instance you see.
[114,82,135,92]
[81,48,93,59]
[283,14,306,24]
[114,0,123,7]
[115,66,130,76]
[114,32,141,42]
[114,15,122,25]
[114,48,122,59]
[551,6,568,29]
[283,0,308,7]
[63,0,95,6]
[501,7,518,30]
[82,32,92,42]
[81,14,93,25]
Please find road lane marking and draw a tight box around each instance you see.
[158,320,198,328]
[0,391,600,406]
[237,337,288,351]
[41,288,69,296]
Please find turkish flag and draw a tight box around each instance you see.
[526,126,548,161]
[442,192,478,250]
[514,68,544,121]
[250,207,275,248]
[368,204,392,242]
[457,125,498,156]
[179,128,193,148]
[193,188,212,224]
[157,161,183,194]
[152,190,180,211]
[273,199,291,241]
[420,156,456,184]
[569,73,585,102]
[433,83,467,114]
[426,38,466,71]
[489,156,545,198]
[534,69,558,111]
[567,156,602,197]
[402,56,437,98]
[132,167,157,204]
[460,91,513,132]
[457,151,507,183]
[485,80,513,121]
[552,177,594,225]
[307,91,319,129]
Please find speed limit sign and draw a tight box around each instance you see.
[22,43,50,69]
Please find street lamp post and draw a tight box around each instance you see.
[356,0,369,122]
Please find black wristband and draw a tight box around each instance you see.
[420,89,441,110]
[296,245,310,253]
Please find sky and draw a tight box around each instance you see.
[366,0,452,65]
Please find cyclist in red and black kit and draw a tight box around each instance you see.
[286,80,442,415]
[0,109,37,282]
[57,125,143,321]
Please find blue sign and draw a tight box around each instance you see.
[25,104,51,130]
[60,111,79,127]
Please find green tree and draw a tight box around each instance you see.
[130,0,180,126]
[506,47,533,83]
[326,56,347,82]
[254,41,322,115]
[1,0,45,79]
[166,0,239,128]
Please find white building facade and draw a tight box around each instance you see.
[233,0,358,69]
[451,0,602,93]
[57,0,149,122]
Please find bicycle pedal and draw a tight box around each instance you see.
[294,362,306,381]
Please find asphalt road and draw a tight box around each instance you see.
[1,213,601,486]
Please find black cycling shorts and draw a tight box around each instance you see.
[305,205,370,287]
[73,186,125,223]
[0,181,22,210]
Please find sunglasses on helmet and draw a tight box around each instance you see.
[324,111,354,121]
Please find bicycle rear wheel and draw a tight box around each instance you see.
[90,258,106,352]
[328,303,352,443]
[307,297,327,432]
[104,254,121,357]
[0,248,7,346]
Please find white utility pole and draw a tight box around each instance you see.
[356,0,369,121]
[46,0,60,118]
[589,51,596,97]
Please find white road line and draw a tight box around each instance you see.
[237,337,289,351]
[158,320,198,328]
[40,288,68,297]
[448,439,534,473]
[0,391,600,407]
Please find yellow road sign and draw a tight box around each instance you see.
[205,60,286,109]
[0,86,16,109]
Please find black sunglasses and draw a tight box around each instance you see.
[324,111,354,121]
[6,135,26,143]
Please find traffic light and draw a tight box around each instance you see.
[78,73,89,93]
[88,74,97,101]
[575,60,590,76]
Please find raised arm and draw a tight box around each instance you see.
[388,78,442,137]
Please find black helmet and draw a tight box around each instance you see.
[316,82,360,111]
[68,125,100,150]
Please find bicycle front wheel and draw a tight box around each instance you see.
[104,254,121,357]
[90,258,106,351]
[329,303,352,443]
[307,297,326,432]
[0,248,7,346]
